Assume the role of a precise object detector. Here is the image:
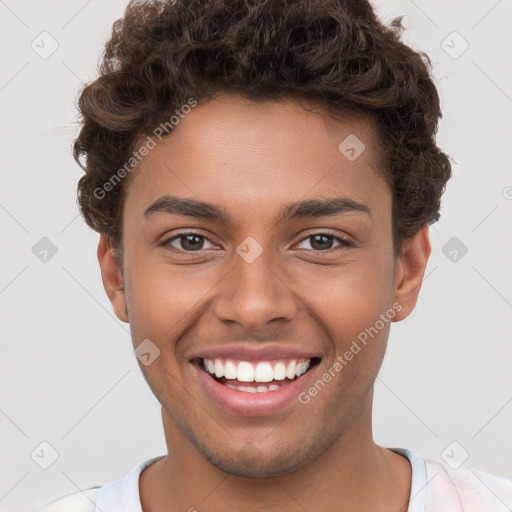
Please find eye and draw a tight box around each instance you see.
[295,232,353,252]
[162,232,217,252]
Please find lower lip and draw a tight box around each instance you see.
[195,362,318,416]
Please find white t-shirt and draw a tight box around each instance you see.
[40,448,512,511]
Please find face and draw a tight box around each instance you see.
[99,94,430,477]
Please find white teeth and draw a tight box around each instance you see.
[203,357,313,383]
[225,383,280,393]
[225,384,259,393]
[214,359,224,378]
[224,360,237,379]
[237,361,255,382]
[273,362,287,380]
[254,362,273,382]
[295,360,310,377]
[286,361,296,379]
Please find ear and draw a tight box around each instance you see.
[392,224,432,322]
[97,234,129,323]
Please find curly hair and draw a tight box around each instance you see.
[73,0,452,261]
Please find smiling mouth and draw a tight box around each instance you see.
[194,357,321,393]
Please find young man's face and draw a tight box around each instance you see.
[99,95,429,477]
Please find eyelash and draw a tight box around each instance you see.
[160,230,353,254]
[296,231,354,253]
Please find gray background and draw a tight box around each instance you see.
[1,0,511,510]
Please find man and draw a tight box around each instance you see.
[43,0,512,510]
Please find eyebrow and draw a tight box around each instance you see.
[143,195,372,224]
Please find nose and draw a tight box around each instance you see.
[212,249,297,332]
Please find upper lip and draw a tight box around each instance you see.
[187,344,321,362]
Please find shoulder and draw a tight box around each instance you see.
[38,487,100,512]
[424,458,512,511]
[38,455,165,511]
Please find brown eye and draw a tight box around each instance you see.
[163,232,216,252]
[296,232,352,252]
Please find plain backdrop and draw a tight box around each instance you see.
[1,0,511,510]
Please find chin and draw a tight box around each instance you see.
[197,440,317,478]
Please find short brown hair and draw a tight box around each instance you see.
[73,0,452,260]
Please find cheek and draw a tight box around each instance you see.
[299,254,395,341]
[124,259,218,346]
[303,263,394,410]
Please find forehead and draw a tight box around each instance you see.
[124,95,390,226]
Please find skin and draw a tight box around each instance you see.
[98,94,431,511]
